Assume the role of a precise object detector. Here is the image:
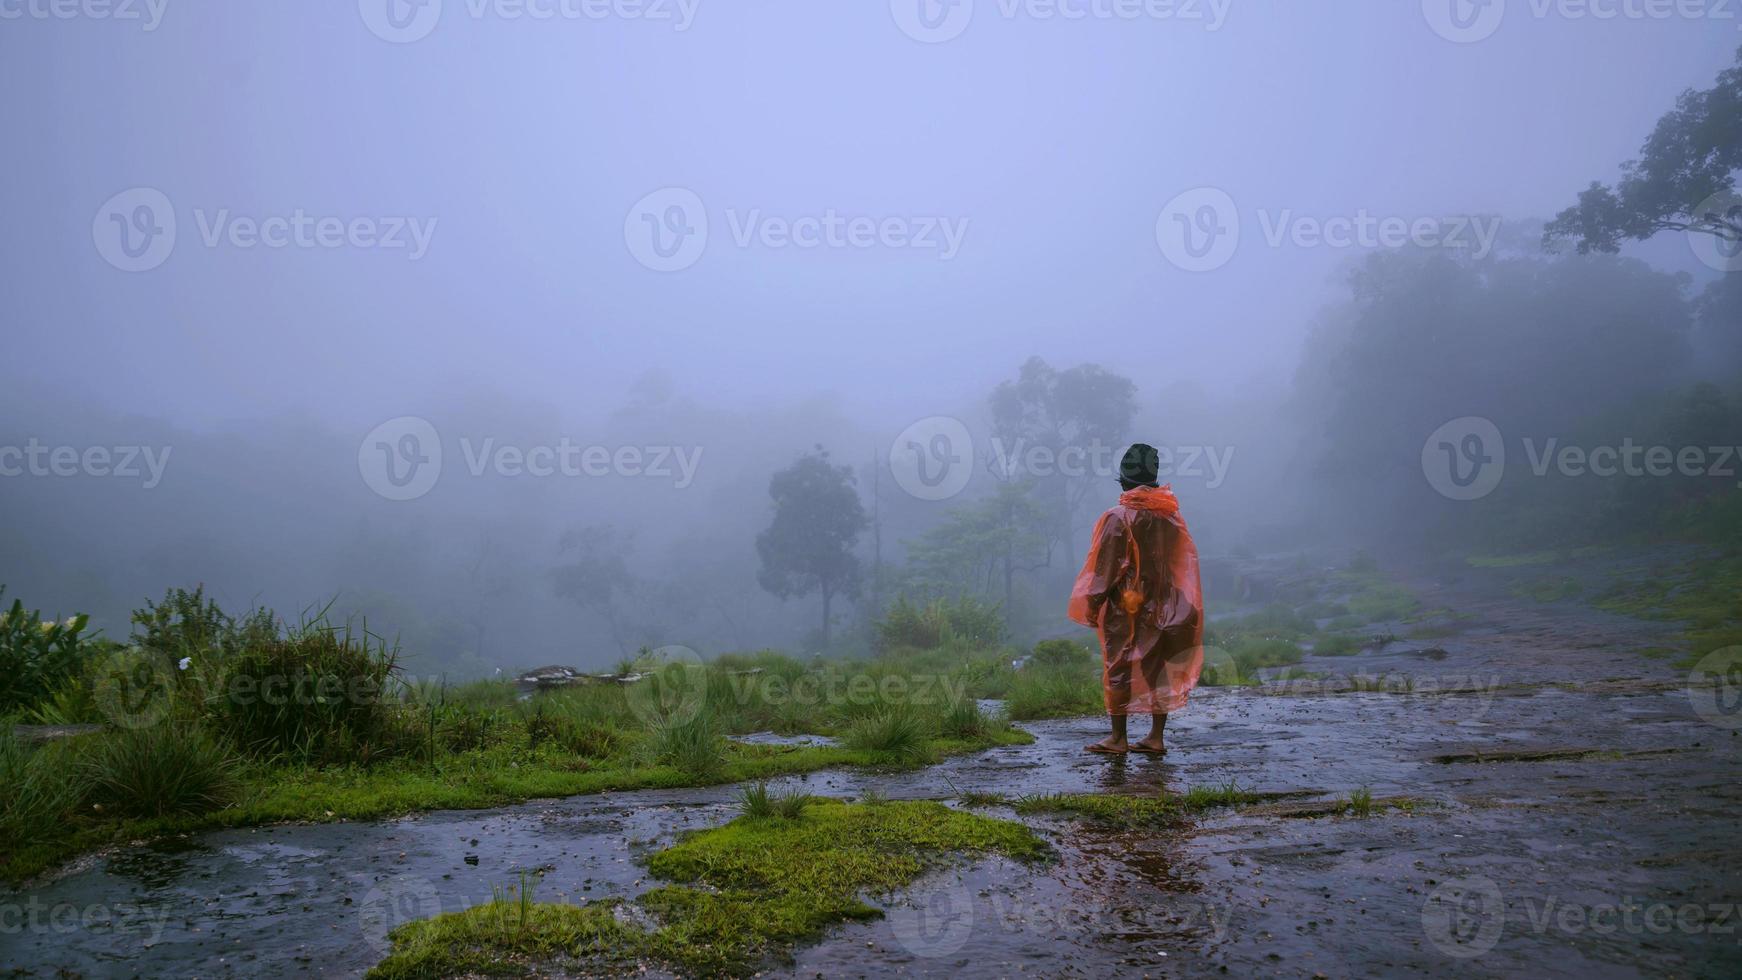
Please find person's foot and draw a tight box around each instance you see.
[1130,736,1166,755]
[1085,736,1128,755]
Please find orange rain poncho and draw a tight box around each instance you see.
[1067,485,1205,716]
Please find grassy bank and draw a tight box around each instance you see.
[1,587,1044,884]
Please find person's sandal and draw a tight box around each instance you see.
[1085,742,1128,755]
[1129,744,1166,755]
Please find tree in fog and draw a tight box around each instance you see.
[903,481,1052,628]
[755,448,867,649]
[1545,45,1741,253]
[987,357,1138,556]
[553,525,691,658]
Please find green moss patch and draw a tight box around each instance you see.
[367,799,1047,978]
[1013,782,1263,828]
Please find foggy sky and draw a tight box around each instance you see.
[3,2,1733,430]
[1,2,1737,665]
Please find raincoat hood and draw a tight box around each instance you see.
[1118,484,1181,517]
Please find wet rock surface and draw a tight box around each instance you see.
[4,575,1739,978]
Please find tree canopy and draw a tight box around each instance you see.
[1545,46,1742,253]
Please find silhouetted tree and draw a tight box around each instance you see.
[1545,46,1741,253]
[755,448,867,648]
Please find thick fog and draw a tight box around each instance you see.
[2,2,1737,675]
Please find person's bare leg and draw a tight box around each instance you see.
[1133,712,1166,754]
[1087,712,1129,753]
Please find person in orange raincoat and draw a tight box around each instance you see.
[1068,443,1205,755]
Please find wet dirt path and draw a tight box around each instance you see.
[4,580,1739,978]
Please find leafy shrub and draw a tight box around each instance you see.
[876,596,1005,651]
[1236,604,1312,640]
[1029,639,1094,671]
[1228,637,1304,672]
[211,621,399,762]
[130,585,276,659]
[1296,600,1351,621]
[1348,584,1419,623]
[0,589,95,715]
[79,724,237,818]
[27,673,102,725]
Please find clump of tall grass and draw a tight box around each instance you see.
[78,724,237,818]
[211,619,400,763]
[0,734,84,846]
[935,695,992,739]
[1346,786,1374,817]
[1005,663,1102,721]
[649,709,727,779]
[523,696,624,760]
[843,704,932,763]
[734,781,811,819]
